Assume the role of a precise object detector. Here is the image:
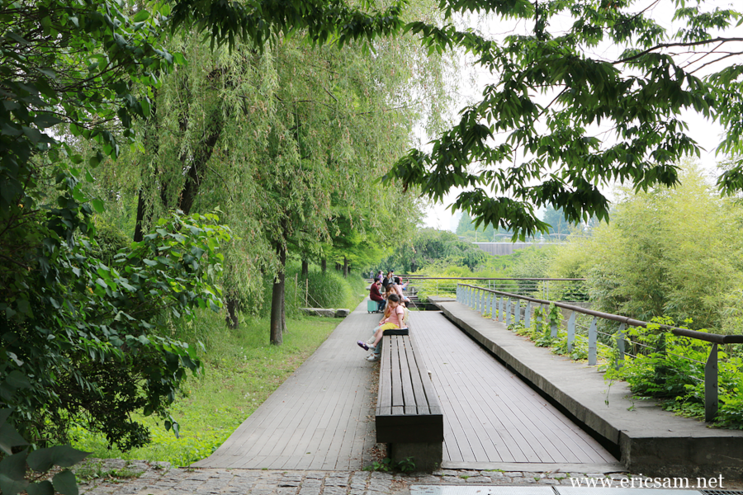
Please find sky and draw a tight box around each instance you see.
[420,0,742,232]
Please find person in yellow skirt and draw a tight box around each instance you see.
[357,294,405,361]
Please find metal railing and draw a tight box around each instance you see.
[403,276,588,302]
[456,283,743,422]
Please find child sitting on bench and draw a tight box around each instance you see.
[357,294,405,360]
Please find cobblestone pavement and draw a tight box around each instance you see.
[78,460,634,495]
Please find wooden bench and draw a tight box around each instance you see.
[376,332,443,471]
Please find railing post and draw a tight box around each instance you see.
[616,323,627,369]
[487,293,492,317]
[514,299,520,325]
[567,312,576,353]
[524,301,531,327]
[506,298,511,326]
[588,316,598,365]
[480,290,485,313]
[705,343,719,422]
[550,306,558,338]
[498,296,504,322]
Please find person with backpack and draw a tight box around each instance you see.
[357,294,408,361]
[369,280,385,312]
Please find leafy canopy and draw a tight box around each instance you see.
[386,0,743,238]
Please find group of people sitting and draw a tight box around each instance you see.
[368,270,410,312]
[357,271,410,362]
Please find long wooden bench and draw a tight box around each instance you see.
[376,332,443,471]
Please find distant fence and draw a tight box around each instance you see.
[457,283,743,422]
[402,276,587,302]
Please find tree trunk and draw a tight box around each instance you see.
[133,187,148,242]
[301,259,309,278]
[226,296,240,329]
[177,114,223,215]
[270,242,287,345]
[321,258,326,273]
[343,256,348,278]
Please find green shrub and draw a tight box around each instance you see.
[604,321,743,428]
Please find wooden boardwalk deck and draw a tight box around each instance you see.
[410,311,616,467]
[192,300,378,470]
[193,303,615,470]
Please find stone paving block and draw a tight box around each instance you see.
[504,471,524,477]
[276,487,299,495]
[297,485,322,495]
[324,479,349,487]
[323,486,348,495]
[538,478,560,485]
[464,476,492,483]
[305,472,326,480]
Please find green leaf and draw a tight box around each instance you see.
[0,423,28,455]
[34,114,62,129]
[27,480,54,495]
[52,470,78,495]
[132,10,150,22]
[4,371,31,390]
[0,451,29,494]
[28,445,89,472]
[0,473,28,495]
[91,198,104,213]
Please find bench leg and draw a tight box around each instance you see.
[389,442,442,472]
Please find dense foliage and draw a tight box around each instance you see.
[0,0,434,481]
[387,0,743,238]
[546,163,743,333]
[372,228,488,273]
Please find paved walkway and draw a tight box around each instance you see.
[80,460,633,495]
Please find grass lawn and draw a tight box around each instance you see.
[71,314,342,467]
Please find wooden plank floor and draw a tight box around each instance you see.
[409,311,616,465]
[193,303,615,470]
[192,300,380,470]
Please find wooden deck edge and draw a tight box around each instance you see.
[441,461,625,473]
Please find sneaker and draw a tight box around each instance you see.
[357,340,370,351]
[366,354,379,362]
